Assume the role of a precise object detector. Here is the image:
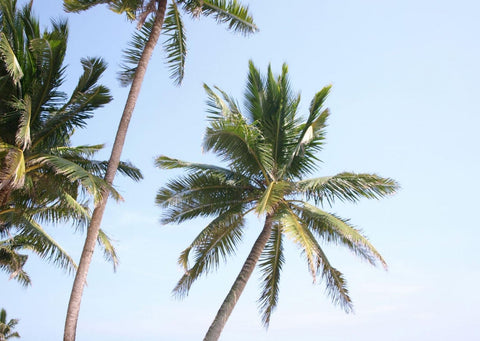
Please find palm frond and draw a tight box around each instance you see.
[281,205,353,312]
[97,228,119,271]
[201,0,257,35]
[157,171,254,224]
[0,241,31,286]
[0,143,25,190]
[282,86,331,177]
[258,223,284,327]
[173,209,246,298]
[255,181,290,215]
[203,98,273,178]
[163,1,186,85]
[297,172,399,206]
[118,16,152,86]
[63,0,111,12]
[292,202,387,268]
[0,31,23,85]
[33,154,121,203]
[155,155,239,179]
[34,58,112,147]
[10,214,77,273]
[279,206,318,279]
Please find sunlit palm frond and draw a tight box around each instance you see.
[255,181,290,215]
[297,172,399,206]
[0,32,23,86]
[293,202,387,268]
[11,95,32,150]
[97,228,119,271]
[279,206,318,279]
[0,143,25,191]
[281,205,353,312]
[201,0,257,35]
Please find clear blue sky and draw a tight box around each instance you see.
[3,0,480,340]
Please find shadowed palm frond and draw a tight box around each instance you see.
[0,241,31,286]
[258,223,283,327]
[118,16,152,86]
[8,214,77,274]
[163,1,186,85]
[173,209,246,298]
[157,171,255,224]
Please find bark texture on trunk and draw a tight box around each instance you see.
[203,215,274,341]
[63,2,168,340]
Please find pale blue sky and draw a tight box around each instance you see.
[2,0,480,340]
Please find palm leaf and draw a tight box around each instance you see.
[32,154,121,203]
[0,143,25,191]
[173,209,246,298]
[281,205,353,312]
[118,16,152,86]
[0,31,23,85]
[163,1,186,85]
[293,202,387,268]
[201,0,257,35]
[97,229,119,271]
[258,222,284,327]
[297,172,399,206]
[9,214,77,273]
[255,181,290,215]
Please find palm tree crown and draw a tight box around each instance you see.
[156,61,399,339]
[64,0,257,85]
[0,0,142,285]
[0,308,20,340]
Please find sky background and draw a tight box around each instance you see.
[2,0,480,340]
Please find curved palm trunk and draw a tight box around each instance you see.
[63,1,168,340]
[203,214,274,341]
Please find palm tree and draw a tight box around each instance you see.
[156,61,399,341]
[0,0,142,285]
[62,1,256,339]
[0,308,20,340]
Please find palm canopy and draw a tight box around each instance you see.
[0,308,20,340]
[0,0,142,285]
[156,61,399,329]
[64,0,257,85]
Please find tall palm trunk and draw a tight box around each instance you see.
[63,1,168,340]
[203,214,274,341]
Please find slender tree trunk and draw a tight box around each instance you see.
[63,2,168,340]
[203,214,274,341]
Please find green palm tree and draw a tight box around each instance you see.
[62,1,256,339]
[0,0,142,285]
[0,308,20,340]
[156,61,399,341]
